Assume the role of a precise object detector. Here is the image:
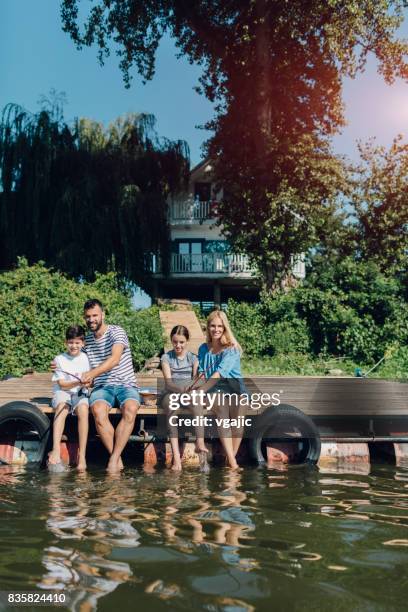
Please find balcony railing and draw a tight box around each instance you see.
[169,200,216,223]
[291,255,305,279]
[147,253,305,278]
[148,253,253,275]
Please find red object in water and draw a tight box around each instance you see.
[60,441,79,465]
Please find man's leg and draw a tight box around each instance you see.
[48,402,69,464]
[91,400,115,453]
[108,398,139,471]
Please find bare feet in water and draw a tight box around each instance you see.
[195,443,208,454]
[76,458,87,471]
[47,450,61,465]
[107,454,124,472]
[170,460,182,472]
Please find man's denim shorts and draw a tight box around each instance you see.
[89,385,141,409]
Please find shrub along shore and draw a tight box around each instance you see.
[227,257,407,380]
[0,258,406,381]
[0,259,163,379]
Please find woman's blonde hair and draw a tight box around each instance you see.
[205,310,242,354]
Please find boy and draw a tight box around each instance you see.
[48,325,91,470]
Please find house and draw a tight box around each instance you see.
[147,159,305,310]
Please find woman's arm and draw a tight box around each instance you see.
[195,372,221,393]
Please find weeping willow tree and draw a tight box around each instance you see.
[0,102,189,287]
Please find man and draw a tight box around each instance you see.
[81,298,140,472]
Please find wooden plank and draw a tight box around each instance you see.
[0,372,407,417]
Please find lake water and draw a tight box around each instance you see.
[1,463,408,611]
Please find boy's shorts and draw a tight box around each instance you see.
[52,390,89,413]
[89,385,141,409]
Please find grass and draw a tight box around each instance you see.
[241,350,408,380]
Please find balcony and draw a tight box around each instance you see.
[149,253,253,277]
[291,255,305,279]
[147,253,305,280]
[169,199,216,224]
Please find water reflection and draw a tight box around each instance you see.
[38,472,137,610]
[1,463,408,610]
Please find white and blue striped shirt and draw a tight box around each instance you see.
[85,325,137,387]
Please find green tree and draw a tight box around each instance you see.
[0,101,189,287]
[350,137,408,273]
[61,0,408,287]
[211,135,349,288]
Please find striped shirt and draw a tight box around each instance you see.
[85,325,137,388]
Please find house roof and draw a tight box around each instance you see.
[190,157,212,176]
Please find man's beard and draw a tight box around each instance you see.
[89,320,103,332]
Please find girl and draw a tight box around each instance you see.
[195,310,244,469]
[161,325,206,471]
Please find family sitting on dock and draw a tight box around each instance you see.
[48,299,244,472]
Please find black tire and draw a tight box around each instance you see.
[248,404,321,465]
[0,401,50,464]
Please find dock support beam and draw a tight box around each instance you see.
[394,443,408,466]
[318,441,370,472]
[143,441,201,467]
[213,282,221,308]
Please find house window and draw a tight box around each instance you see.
[175,240,203,272]
[174,240,203,255]
[194,182,211,202]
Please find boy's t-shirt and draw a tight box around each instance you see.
[52,351,91,395]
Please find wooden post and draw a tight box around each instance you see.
[214,281,221,308]
[319,442,370,473]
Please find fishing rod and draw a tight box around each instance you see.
[354,345,397,378]
[54,369,92,397]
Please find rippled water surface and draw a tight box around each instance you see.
[1,463,408,611]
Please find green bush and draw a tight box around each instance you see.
[227,258,407,367]
[226,300,266,355]
[268,319,311,355]
[114,306,163,371]
[0,259,163,378]
[376,345,408,381]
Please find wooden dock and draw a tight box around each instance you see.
[0,371,407,421]
[0,372,162,415]
[1,372,408,467]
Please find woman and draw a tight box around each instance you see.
[161,325,207,471]
[194,310,244,469]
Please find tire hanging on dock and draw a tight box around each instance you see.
[0,401,50,465]
[248,404,321,465]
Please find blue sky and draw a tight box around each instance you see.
[0,0,214,165]
[3,1,408,166]
[2,1,408,305]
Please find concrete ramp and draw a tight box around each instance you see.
[159,309,205,355]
